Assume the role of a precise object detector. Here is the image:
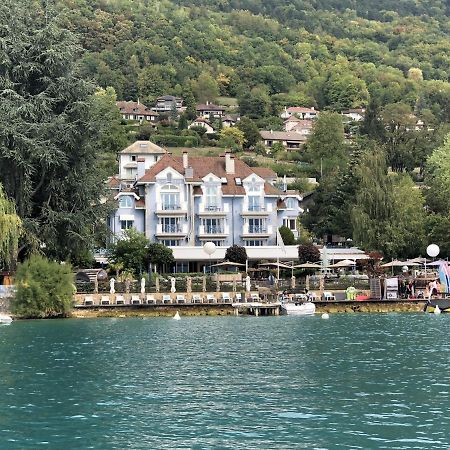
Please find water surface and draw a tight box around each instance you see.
[0,314,449,449]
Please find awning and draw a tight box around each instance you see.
[119,214,135,221]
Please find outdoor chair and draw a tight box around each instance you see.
[294,293,308,302]
[221,292,231,303]
[115,295,125,305]
[131,295,141,305]
[162,294,172,304]
[84,295,94,306]
[323,291,336,301]
[100,295,110,305]
[308,293,318,301]
[235,292,243,302]
[250,293,260,302]
[146,294,156,304]
[176,294,186,304]
[192,294,203,304]
[207,294,217,303]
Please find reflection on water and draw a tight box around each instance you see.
[1,314,449,449]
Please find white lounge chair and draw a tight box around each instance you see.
[192,294,203,304]
[207,294,216,303]
[176,294,186,304]
[100,295,110,305]
[115,295,125,305]
[146,294,156,304]
[221,292,231,303]
[323,291,336,301]
[162,294,172,304]
[131,295,141,305]
[84,295,94,306]
[235,292,243,302]
[250,293,260,302]
[294,293,308,301]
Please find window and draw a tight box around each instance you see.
[160,184,180,210]
[160,239,181,246]
[248,196,262,211]
[283,218,297,231]
[285,198,296,210]
[120,220,134,230]
[161,217,181,233]
[205,185,219,210]
[119,196,133,208]
[200,240,224,246]
[131,155,137,162]
[202,218,223,234]
[245,240,264,246]
[248,218,266,233]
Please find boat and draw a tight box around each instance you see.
[0,313,13,324]
[423,298,450,313]
[280,301,316,316]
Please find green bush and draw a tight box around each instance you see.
[12,255,74,318]
[152,134,200,147]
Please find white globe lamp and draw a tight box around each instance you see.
[203,241,216,275]
[427,244,440,258]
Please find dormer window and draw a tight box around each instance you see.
[119,196,133,208]
[131,155,137,162]
[285,198,296,209]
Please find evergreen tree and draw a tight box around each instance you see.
[0,1,110,262]
[360,98,385,140]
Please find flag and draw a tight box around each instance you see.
[439,262,450,294]
[276,228,286,254]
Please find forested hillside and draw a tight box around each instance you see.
[61,0,450,120]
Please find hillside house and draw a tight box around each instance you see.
[280,106,319,120]
[116,101,159,122]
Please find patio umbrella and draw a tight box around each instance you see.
[202,276,206,292]
[155,276,160,293]
[186,276,192,294]
[170,277,176,293]
[258,262,293,269]
[216,272,220,292]
[211,261,245,268]
[294,262,321,269]
[140,277,146,294]
[305,275,310,291]
[109,278,115,294]
[380,260,408,268]
[407,257,429,264]
[329,259,355,268]
[245,275,251,292]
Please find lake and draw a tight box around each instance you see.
[1,313,449,449]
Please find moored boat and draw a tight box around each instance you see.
[281,301,316,316]
[423,299,450,313]
[0,313,13,324]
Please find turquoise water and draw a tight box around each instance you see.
[0,314,449,449]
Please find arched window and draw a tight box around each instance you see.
[160,184,180,210]
[119,196,133,208]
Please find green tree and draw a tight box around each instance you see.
[279,226,296,245]
[0,1,110,263]
[108,229,149,276]
[13,255,74,318]
[303,112,347,177]
[238,88,271,119]
[219,127,246,152]
[298,244,320,264]
[0,184,22,270]
[225,245,247,265]
[191,72,219,103]
[237,117,261,149]
[147,242,174,272]
[325,72,369,110]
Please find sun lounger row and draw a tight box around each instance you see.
[82,292,259,306]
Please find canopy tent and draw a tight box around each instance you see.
[329,259,356,268]
[294,262,322,269]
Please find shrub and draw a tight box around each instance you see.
[225,245,247,265]
[298,243,320,264]
[13,255,74,318]
[279,226,296,245]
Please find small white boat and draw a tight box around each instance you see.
[0,313,13,324]
[281,301,316,316]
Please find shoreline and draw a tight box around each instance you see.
[70,300,428,318]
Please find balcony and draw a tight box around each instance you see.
[156,223,188,237]
[198,203,229,216]
[241,224,272,237]
[241,202,272,216]
[198,224,229,237]
[156,202,188,215]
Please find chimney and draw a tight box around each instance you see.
[137,157,145,179]
[183,151,189,169]
[225,150,235,175]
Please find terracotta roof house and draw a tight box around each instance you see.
[116,101,159,121]
[341,108,365,122]
[260,130,308,150]
[284,117,314,134]
[196,102,226,118]
[107,151,306,265]
[188,117,216,134]
[280,106,319,120]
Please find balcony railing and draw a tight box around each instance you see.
[156,223,188,235]
[162,225,182,233]
[248,204,265,212]
[249,226,267,234]
[162,203,181,211]
[205,225,223,234]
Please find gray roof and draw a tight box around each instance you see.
[260,131,308,142]
[120,141,166,155]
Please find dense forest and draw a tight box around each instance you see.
[59,0,450,122]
